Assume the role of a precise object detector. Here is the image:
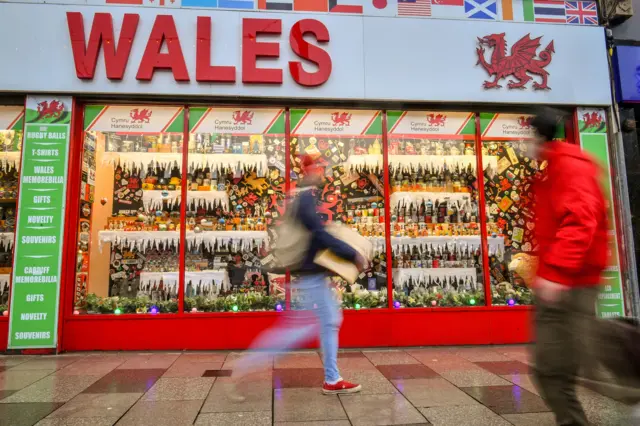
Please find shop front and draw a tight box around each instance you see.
[0,3,626,352]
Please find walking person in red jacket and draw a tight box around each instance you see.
[530,108,609,426]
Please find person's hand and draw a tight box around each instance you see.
[534,277,569,303]
[355,254,369,272]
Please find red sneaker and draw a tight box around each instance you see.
[322,379,362,395]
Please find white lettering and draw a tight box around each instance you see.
[14,331,51,340]
[26,294,45,302]
[20,313,47,321]
[27,216,54,224]
[23,176,63,184]
[24,266,51,275]
[21,236,56,244]
[33,166,54,174]
[35,149,60,156]
[33,196,51,204]
[26,132,48,140]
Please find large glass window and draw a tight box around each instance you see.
[72,106,554,315]
[479,113,559,306]
[184,107,285,313]
[290,109,387,310]
[386,111,490,308]
[0,106,23,315]
[75,105,184,314]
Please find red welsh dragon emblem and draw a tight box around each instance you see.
[331,112,352,126]
[36,100,64,120]
[476,33,555,90]
[426,113,446,127]
[582,112,603,130]
[518,116,533,129]
[130,108,152,124]
[233,110,254,125]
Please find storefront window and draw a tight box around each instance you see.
[184,107,285,313]
[0,106,23,315]
[386,111,488,308]
[290,109,387,310]
[479,113,559,306]
[70,106,554,315]
[75,105,185,314]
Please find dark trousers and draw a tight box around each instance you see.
[533,287,599,426]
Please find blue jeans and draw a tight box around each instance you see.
[232,273,342,383]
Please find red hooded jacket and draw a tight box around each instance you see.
[534,141,609,287]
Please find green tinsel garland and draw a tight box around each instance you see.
[81,293,285,314]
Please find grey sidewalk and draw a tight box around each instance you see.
[0,345,632,425]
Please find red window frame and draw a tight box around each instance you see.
[61,106,555,317]
[51,104,578,352]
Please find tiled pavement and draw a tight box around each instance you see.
[0,346,633,426]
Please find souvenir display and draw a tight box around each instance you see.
[0,107,22,313]
[289,109,388,309]
[481,113,549,305]
[71,107,548,314]
[386,111,492,307]
[74,106,284,314]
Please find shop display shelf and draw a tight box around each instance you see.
[0,199,17,203]
[392,267,479,287]
[186,153,268,171]
[140,270,229,285]
[102,151,268,172]
[98,229,268,251]
[141,189,229,211]
[388,154,498,170]
[340,154,500,171]
[139,269,231,297]
[367,235,504,250]
[390,191,471,208]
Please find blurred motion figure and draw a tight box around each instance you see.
[230,154,367,398]
[530,107,609,426]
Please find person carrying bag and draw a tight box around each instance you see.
[231,154,369,399]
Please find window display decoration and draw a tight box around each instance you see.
[0,233,14,250]
[0,106,23,315]
[385,111,490,307]
[0,273,9,313]
[0,152,21,173]
[102,152,269,176]
[78,106,184,312]
[344,154,383,171]
[392,288,486,308]
[74,106,288,314]
[141,190,229,212]
[73,107,569,315]
[98,230,268,252]
[289,109,388,309]
[183,108,286,310]
[480,113,547,306]
[85,105,269,173]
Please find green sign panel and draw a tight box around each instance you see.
[8,96,72,349]
[577,108,625,319]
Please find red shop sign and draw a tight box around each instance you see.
[66,12,332,87]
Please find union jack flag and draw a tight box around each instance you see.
[565,1,598,25]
